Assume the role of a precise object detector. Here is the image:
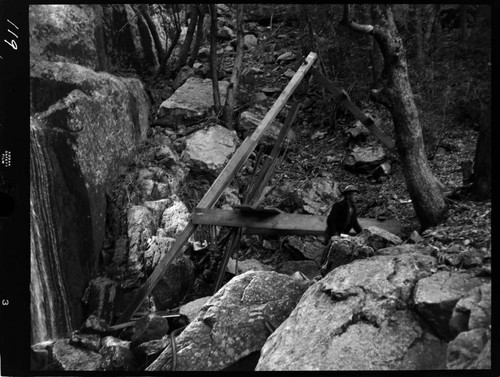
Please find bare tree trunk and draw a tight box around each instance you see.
[176,4,198,71]
[472,106,491,201]
[209,4,221,112]
[188,4,206,67]
[223,4,245,129]
[160,4,182,75]
[142,5,165,65]
[410,4,424,73]
[344,4,447,229]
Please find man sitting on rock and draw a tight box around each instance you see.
[324,185,363,244]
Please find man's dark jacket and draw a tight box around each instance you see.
[324,197,362,241]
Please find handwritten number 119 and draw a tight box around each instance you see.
[0,19,19,60]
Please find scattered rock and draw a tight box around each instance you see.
[154,144,180,169]
[147,271,311,371]
[413,271,489,340]
[447,328,490,369]
[244,34,258,50]
[80,314,110,335]
[283,68,295,78]
[69,332,102,352]
[132,336,170,369]
[261,86,281,95]
[298,177,339,215]
[283,236,324,264]
[99,336,137,371]
[372,162,392,179]
[449,283,491,337]
[180,296,212,322]
[227,258,273,274]
[173,66,195,90]
[52,339,103,371]
[181,125,239,177]
[345,120,371,141]
[278,260,320,280]
[82,277,117,324]
[344,145,388,172]
[121,205,156,288]
[156,77,229,127]
[357,226,403,250]
[263,53,275,64]
[143,236,176,273]
[131,315,170,347]
[277,51,296,62]
[160,198,189,238]
[321,236,375,275]
[311,131,327,141]
[408,230,423,244]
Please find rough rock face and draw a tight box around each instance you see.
[256,253,447,370]
[447,329,490,369]
[296,177,340,215]
[357,226,403,250]
[320,236,375,275]
[180,296,212,322]
[30,59,149,343]
[147,271,311,371]
[99,336,137,371]
[29,5,102,70]
[283,236,324,264]
[181,125,239,177]
[152,255,195,310]
[157,77,230,127]
[131,315,170,347]
[413,271,489,340]
[160,197,189,237]
[82,277,118,324]
[51,339,103,371]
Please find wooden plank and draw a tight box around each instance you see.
[116,52,318,325]
[191,208,402,236]
[310,67,397,153]
[232,205,282,215]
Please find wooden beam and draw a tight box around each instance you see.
[116,52,318,325]
[192,208,402,236]
[310,67,396,154]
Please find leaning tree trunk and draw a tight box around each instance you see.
[222,4,245,129]
[208,3,221,112]
[176,4,198,71]
[344,4,447,229]
[472,106,491,201]
[188,4,207,67]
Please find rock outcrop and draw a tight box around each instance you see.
[30,59,150,343]
[147,271,311,371]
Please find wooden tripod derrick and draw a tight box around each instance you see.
[116,51,408,324]
[116,52,318,325]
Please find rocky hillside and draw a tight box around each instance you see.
[30,4,490,372]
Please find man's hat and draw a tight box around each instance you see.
[342,185,359,194]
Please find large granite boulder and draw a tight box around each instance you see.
[29,5,102,70]
[147,271,311,371]
[256,253,448,371]
[30,60,149,343]
[156,77,230,127]
[181,125,239,177]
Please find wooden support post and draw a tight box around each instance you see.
[116,52,318,324]
[310,66,397,154]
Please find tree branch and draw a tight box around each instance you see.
[342,4,374,34]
